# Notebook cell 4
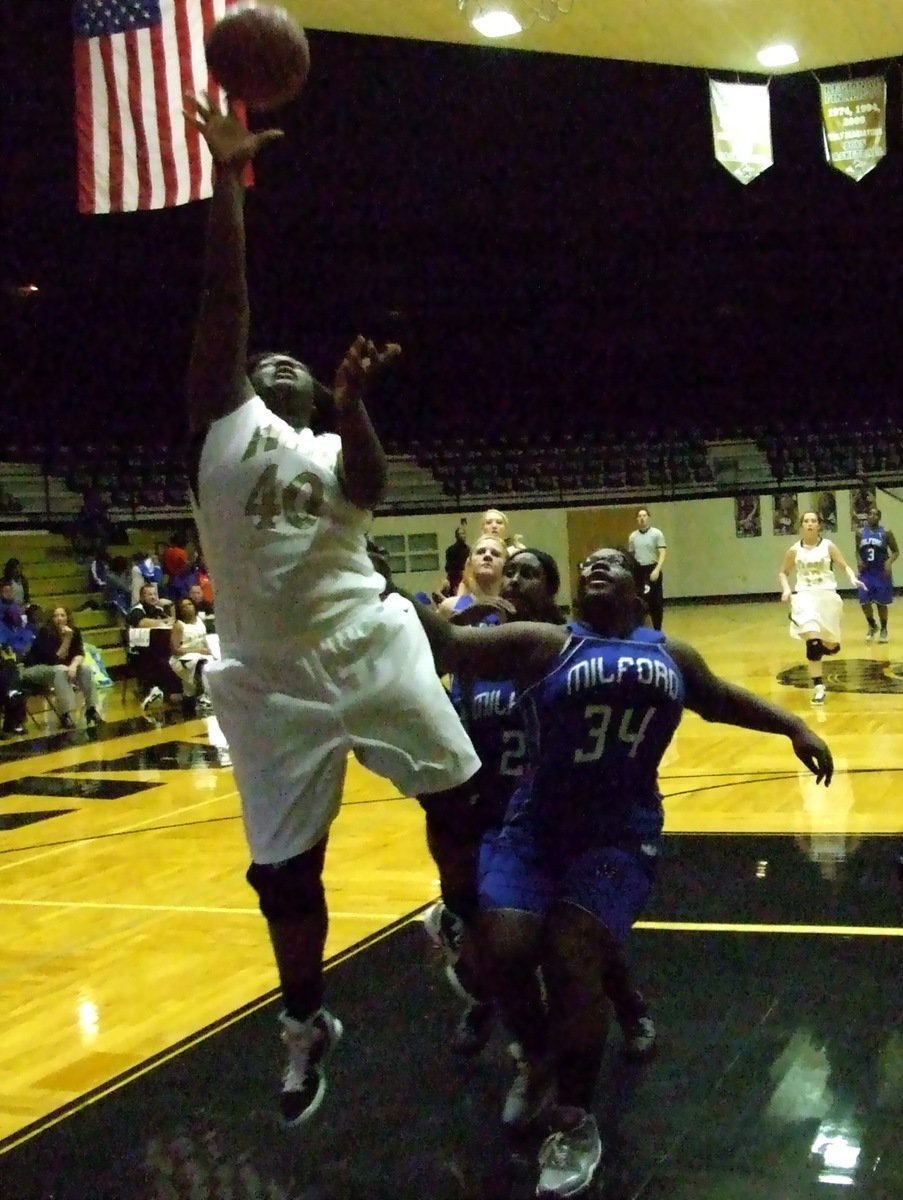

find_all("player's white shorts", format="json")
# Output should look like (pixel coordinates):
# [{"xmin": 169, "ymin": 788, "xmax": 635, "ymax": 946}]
[
  {"xmin": 205, "ymin": 594, "xmax": 480, "ymax": 864},
  {"xmin": 790, "ymin": 589, "xmax": 843, "ymax": 643}
]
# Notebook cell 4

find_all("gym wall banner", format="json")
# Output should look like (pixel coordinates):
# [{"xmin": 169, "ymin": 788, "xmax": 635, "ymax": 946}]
[
  {"xmin": 820, "ymin": 76, "xmax": 887, "ymax": 182},
  {"xmin": 709, "ymin": 79, "xmax": 773, "ymax": 185}
]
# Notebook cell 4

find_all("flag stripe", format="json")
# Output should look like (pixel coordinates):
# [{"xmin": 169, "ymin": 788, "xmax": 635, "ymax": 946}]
[
  {"xmin": 125, "ymin": 30, "xmax": 152, "ymax": 210},
  {"xmin": 138, "ymin": 26, "xmax": 166, "ymax": 209},
  {"xmin": 89, "ymin": 39, "xmax": 111, "ymax": 212},
  {"xmin": 98, "ymin": 34, "xmax": 123, "ymax": 212},
  {"xmin": 73, "ymin": 0, "xmax": 249, "ymax": 214},
  {"xmin": 73, "ymin": 36, "xmax": 96, "ymax": 214}
]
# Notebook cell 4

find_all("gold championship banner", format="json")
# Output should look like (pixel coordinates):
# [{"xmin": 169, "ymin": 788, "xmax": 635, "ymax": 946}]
[
  {"xmin": 820, "ymin": 77, "xmax": 887, "ymax": 181},
  {"xmin": 709, "ymin": 80, "xmax": 773, "ymax": 184}
]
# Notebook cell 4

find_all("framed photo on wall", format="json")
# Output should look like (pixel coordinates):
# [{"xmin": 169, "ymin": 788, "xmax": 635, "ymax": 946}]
[
  {"xmin": 814, "ymin": 490, "xmax": 837, "ymax": 532},
  {"xmin": 772, "ymin": 492, "xmax": 798, "ymax": 536},
  {"xmin": 734, "ymin": 495, "xmax": 761, "ymax": 537},
  {"xmin": 850, "ymin": 484, "xmax": 876, "ymax": 530}
]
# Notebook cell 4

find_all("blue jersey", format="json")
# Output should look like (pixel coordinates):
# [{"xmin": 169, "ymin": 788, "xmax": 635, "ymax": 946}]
[
  {"xmin": 503, "ymin": 622, "xmax": 684, "ymax": 854},
  {"xmin": 858, "ymin": 525, "xmax": 889, "ymax": 576},
  {"xmin": 450, "ymin": 674, "xmax": 525, "ymax": 821}
]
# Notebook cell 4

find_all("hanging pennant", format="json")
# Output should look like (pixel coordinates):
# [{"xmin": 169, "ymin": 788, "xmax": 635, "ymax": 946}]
[
  {"xmin": 709, "ymin": 79, "xmax": 773, "ymax": 185},
  {"xmin": 820, "ymin": 77, "xmax": 886, "ymax": 181}
]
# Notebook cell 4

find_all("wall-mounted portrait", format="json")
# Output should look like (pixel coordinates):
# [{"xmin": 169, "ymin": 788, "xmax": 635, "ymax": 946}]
[
  {"xmin": 735, "ymin": 495, "xmax": 761, "ymax": 538},
  {"xmin": 772, "ymin": 492, "xmax": 798, "ymax": 536}
]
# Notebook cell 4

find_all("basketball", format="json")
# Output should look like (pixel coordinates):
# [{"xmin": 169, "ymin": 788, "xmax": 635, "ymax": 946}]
[{"xmin": 205, "ymin": 3, "xmax": 310, "ymax": 111}]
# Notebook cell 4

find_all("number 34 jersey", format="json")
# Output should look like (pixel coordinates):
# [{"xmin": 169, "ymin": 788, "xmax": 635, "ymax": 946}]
[
  {"xmin": 507, "ymin": 623, "xmax": 685, "ymax": 851},
  {"xmin": 194, "ymin": 395, "xmax": 383, "ymax": 657}
]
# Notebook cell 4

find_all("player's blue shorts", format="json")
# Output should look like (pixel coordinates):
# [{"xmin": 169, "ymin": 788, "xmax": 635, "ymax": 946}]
[
  {"xmin": 859, "ymin": 571, "xmax": 894, "ymax": 606},
  {"xmin": 478, "ymin": 826, "xmax": 657, "ymax": 944}
]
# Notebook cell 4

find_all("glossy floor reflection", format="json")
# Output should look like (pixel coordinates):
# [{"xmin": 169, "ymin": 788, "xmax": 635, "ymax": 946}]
[{"xmin": 0, "ymin": 922, "xmax": 899, "ymax": 1200}]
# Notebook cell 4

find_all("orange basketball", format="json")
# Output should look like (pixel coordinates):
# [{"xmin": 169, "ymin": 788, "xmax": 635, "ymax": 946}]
[{"xmin": 205, "ymin": 3, "xmax": 310, "ymax": 111}]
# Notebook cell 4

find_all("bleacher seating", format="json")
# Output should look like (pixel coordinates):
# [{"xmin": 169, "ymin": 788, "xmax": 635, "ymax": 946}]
[{"xmin": 1, "ymin": 416, "xmax": 901, "ymax": 524}]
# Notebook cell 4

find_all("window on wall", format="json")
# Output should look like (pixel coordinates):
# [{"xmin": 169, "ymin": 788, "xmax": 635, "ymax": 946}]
[{"xmin": 377, "ymin": 532, "xmax": 439, "ymax": 575}]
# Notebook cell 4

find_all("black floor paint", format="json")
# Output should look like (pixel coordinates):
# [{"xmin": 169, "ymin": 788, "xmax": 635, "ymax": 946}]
[{"xmin": 1, "ymin": 908, "xmax": 900, "ymax": 1200}]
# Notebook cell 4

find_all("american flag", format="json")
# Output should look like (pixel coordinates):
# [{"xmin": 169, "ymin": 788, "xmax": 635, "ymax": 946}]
[{"xmin": 73, "ymin": 0, "xmax": 247, "ymax": 213}]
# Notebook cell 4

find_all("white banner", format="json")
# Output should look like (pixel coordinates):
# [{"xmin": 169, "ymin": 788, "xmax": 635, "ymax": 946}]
[
  {"xmin": 709, "ymin": 80, "xmax": 773, "ymax": 185},
  {"xmin": 820, "ymin": 77, "xmax": 886, "ymax": 181}
]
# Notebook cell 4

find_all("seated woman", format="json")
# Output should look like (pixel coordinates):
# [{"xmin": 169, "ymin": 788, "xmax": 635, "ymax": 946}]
[
  {"xmin": 21, "ymin": 605, "xmax": 102, "ymax": 729},
  {"xmin": 169, "ymin": 597, "xmax": 216, "ymax": 715}
]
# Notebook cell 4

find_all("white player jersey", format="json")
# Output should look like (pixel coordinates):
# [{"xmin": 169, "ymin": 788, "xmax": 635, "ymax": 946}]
[
  {"xmin": 193, "ymin": 395, "xmax": 383, "ymax": 656},
  {"xmin": 793, "ymin": 539, "xmax": 837, "ymax": 591}
]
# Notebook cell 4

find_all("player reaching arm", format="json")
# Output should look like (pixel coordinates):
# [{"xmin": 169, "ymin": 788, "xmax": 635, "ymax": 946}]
[
  {"xmin": 413, "ymin": 553, "xmax": 832, "ymax": 784},
  {"xmin": 183, "ymin": 95, "xmax": 283, "ymax": 436}
]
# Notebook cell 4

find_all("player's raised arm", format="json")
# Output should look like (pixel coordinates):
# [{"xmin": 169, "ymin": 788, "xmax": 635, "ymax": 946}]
[
  {"xmin": 667, "ymin": 636, "xmax": 833, "ymax": 785},
  {"xmin": 184, "ymin": 96, "xmax": 283, "ymax": 435},
  {"xmin": 331, "ymin": 337, "xmax": 400, "ymax": 510}
]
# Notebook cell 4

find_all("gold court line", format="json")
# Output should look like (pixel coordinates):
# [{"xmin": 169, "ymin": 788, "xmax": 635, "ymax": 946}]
[{"xmin": 636, "ymin": 920, "xmax": 903, "ymax": 936}]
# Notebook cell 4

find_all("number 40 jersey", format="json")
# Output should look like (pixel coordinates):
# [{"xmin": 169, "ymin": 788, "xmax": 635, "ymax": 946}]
[
  {"xmin": 508, "ymin": 622, "xmax": 685, "ymax": 852},
  {"xmin": 194, "ymin": 395, "xmax": 384, "ymax": 658}
]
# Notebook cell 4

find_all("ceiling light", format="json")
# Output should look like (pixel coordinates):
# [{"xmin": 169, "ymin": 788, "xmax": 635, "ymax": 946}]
[
  {"xmin": 471, "ymin": 7, "xmax": 523, "ymax": 37},
  {"xmin": 757, "ymin": 43, "xmax": 799, "ymax": 69},
  {"xmin": 459, "ymin": 0, "xmax": 575, "ymax": 39}
]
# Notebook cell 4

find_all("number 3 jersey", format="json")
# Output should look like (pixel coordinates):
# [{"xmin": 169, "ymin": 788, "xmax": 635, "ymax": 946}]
[
  {"xmin": 193, "ymin": 395, "xmax": 383, "ymax": 658},
  {"xmin": 503, "ymin": 622, "xmax": 684, "ymax": 853}
]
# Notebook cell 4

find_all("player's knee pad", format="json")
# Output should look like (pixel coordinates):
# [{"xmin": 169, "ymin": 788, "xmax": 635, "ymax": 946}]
[
  {"xmin": 246, "ymin": 851, "xmax": 326, "ymax": 922},
  {"xmin": 806, "ymin": 638, "xmax": 825, "ymax": 662}
]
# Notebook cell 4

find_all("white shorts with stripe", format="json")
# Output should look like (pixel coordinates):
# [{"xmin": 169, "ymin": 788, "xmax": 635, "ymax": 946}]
[{"xmin": 205, "ymin": 594, "xmax": 479, "ymax": 864}]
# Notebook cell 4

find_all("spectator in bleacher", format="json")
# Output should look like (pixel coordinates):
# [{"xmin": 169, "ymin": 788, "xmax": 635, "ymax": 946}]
[
  {"xmin": 0, "ymin": 582, "xmax": 34, "ymax": 659},
  {"xmin": 169, "ymin": 597, "xmax": 216, "ymax": 716},
  {"xmin": 81, "ymin": 551, "xmax": 131, "ymax": 624},
  {"xmin": 2, "ymin": 559, "xmax": 29, "ymax": 606},
  {"xmin": 186, "ymin": 581, "xmax": 213, "ymax": 615},
  {"xmin": 186, "ymin": 582, "xmax": 215, "ymax": 633},
  {"xmin": 442, "ymin": 525, "xmax": 470, "ymax": 598},
  {"xmin": 160, "ymin": 533, "xmax": 188, "ymax": 596},
  {"xmin": 128, "ymin": 582, "xmax": 179, "ymax": 709},
  {"xmin": 130, "ymin": 550, "xmax": 164, "ymax": 607},
  {"xmin": 21, "ymin": 605, "xmax": 102, "ymax": 728},
  {"xmin": 128, "ymin": 582, "xmax": 172, "ymax": 631},
  {"xmin": 0, "ymin": 638, "xmax": 26, "ymax": 735}
]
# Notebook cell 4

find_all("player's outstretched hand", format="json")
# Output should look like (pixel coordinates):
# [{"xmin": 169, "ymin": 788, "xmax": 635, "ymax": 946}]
[
  {"xmin": 183, "ymin": 93, "xmax": 283, "ymax": 167},
  {"xmin": 792, "ymin": 728, "xmax": 833, "ymax": 785},
  {"xmin": 333, "ymin": 336, "xmax": 401, "ymax": 410}
]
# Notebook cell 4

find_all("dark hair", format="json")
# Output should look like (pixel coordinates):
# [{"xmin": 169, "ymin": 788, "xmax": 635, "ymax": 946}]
[
  {"xmin": 507, "ymin": 547, "xmax": 561, "ymax": 597},
  {"xmin": 2, "ymin": 558, "xmax": 21, "ymax": 579}
]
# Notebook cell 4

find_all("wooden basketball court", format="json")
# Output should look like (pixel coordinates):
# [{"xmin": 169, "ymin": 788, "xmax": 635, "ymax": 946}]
[{"xmin": 0, "ymin": 600, "xmax": 900, "ymax": 1194}]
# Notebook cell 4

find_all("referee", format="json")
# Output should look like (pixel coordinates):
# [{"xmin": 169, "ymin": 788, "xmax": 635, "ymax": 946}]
[{"xmin": 628, "ymin": 507, "xmax": 667, "ymax": 630}]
